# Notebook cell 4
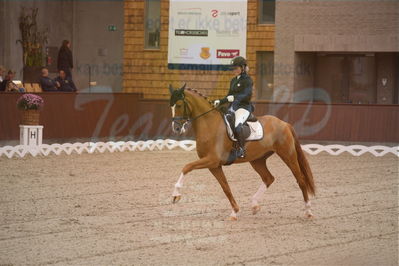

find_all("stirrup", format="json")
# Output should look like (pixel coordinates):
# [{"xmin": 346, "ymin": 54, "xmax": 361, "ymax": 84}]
[{"xmin": 236, "ymin": 147, "xmax": 245, "ymax": 158}]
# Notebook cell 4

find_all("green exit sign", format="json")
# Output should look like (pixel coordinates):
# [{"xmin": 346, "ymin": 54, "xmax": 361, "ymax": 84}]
[{"xmin": 108, "ymin": 25, "xmax": 117, "ymax": 31}]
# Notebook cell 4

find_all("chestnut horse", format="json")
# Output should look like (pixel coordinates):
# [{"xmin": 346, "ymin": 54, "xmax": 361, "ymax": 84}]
[{"xmin": 169, "ymin": 84, "xmax": 315, "ymax": 220}]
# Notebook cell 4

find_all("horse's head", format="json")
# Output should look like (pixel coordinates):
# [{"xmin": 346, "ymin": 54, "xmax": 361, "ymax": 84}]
[{"xmin": 169, "ymin": 83, "xmax": 191, "ymax": 134}]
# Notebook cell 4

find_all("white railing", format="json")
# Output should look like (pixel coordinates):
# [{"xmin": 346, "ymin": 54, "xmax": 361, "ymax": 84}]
[
  {"xmin": 0, "ymin": 139, "xmax": 397, "ymax": 159},
  {"xmin": 301, "ymin": 144, "xmax": 398, "ymax": 157}
]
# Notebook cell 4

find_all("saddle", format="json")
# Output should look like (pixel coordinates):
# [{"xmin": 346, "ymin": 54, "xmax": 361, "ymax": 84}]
[{"xmin": 223, "ymin": 113, "xmax": 264, "ymax": 142}]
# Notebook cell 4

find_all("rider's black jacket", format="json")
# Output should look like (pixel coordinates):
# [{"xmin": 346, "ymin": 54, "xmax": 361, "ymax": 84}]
[{"xmin": 220, "ymin": 72, "xmax": 254, "ymax": 112}]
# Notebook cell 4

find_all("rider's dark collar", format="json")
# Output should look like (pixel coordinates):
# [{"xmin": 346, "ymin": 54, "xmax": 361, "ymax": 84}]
[{"xmin": 237, "ymin": 71, "xmax": 248, "ymax": 80}]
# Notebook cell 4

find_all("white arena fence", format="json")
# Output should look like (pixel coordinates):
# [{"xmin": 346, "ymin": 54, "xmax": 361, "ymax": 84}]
[{"xmin": 0, "ymin": 139, "xmax": 398, "ymax": 159}]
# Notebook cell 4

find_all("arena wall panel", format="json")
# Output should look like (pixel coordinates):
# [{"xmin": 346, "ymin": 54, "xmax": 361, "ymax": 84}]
[{"xmin": 0, "ymin": 92, "xmax": 398, "ymax": 143}]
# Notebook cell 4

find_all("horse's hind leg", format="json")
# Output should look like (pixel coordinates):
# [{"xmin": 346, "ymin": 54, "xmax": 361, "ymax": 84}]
[
  {"xmin": 249, "ymin": 155, "xmax": 275, "ymax": 215},
  {"xmin": 276, "ymin": 149, "xmax": 313, "ymax": 218},
  {"xmin": 209, "ymin": 166, "xmax": 240, "ymax": 221}
]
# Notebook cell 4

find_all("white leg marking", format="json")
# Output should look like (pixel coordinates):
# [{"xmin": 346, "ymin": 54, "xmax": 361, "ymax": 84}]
[
  {"xmin": 172, "ymin": 173, "xmax": 184, "ymax": 197},
  {"xmin": 304, "ymin": 200, "xmax": 313, "ymax": 217},
  {"xmin": 230, "ymin": 209, "xmax": 237, "ymax": 219},
  {"xmin": 251, "ymin": 183, "xmax": 267, "ymax": 207}
]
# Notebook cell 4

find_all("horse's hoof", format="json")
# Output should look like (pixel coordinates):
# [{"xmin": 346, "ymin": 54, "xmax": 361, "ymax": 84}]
[
  {"xmin": 252, "ymin": 205, "xmax": 261, "ymax": 215},
  {"xmin": 226, "ymin": 216, "xmax": 238, "ymax": 221},
  {"xmin": 305, "ymin": 210, "xmax": 314, "ymax": 219},
  {"xmin": 172, "ymin": 195, "xmax": 181, "ymax": 204}
]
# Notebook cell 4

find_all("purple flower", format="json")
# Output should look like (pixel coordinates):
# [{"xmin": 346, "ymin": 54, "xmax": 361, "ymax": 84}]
[{"xmin": 17, "ymin": 93, "xmax": 44, "ymax": 110}]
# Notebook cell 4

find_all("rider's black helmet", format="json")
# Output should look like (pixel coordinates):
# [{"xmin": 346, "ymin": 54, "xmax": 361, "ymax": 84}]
[{"xmin": 231, "ymin": 56, "xmax": 247, "ymax": 68}]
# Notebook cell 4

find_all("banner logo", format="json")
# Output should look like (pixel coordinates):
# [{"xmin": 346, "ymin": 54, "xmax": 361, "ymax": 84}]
[
  {"xmin": 216, "ymin": 49, "xmax": 240, "ymax": 58},
  {"xmin": 200, "ymin": 47, "xmax": 211, "ymax": 59}
]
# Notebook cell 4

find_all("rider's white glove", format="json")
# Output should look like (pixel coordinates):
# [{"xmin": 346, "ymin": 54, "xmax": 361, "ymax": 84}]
[
  {"xmin": 213, "ymin": 100, "xmax": 220, "ymax": 107},
  {"xmin": 227, "ymin": 95, "xmax": 234, "ymax": 102}
]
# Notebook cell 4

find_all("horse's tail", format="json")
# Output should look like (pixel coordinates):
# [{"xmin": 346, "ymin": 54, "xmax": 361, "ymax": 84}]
[{"xmin": 289, "ymin": 125, "xmax": 316, "ymax": 196}]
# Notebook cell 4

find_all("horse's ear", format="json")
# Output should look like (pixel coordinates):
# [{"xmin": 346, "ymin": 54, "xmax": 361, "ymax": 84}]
[
  {"xmin": 180, "ymin": 83, "xmax": 186, "ymax": 91},
  {"xmin": 168, "ymin": 84, "xmax": 174, "ymax": 95}
]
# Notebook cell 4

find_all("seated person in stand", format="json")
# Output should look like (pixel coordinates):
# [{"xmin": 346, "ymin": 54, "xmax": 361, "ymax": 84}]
[
  {"xmin": 0, "ymin": 74, "xmax": 5, "ymax": 91},
  {"xmin": 39, "ymin": 68, "xmax": 58, "ymax": 91},
  {"xmin": 55, "ymin": 70, "xmax": 77, "ymax": 92},
  {"xmin": 0, "ymin": 65, "xmax": 5, "ymax": 83},
  {"xmin": 0, "ymin": 70, "xmax": 24, "ymax": 92}
]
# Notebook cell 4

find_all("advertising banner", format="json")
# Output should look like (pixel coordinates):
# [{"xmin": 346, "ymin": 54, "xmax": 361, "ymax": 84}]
[{"xmin": 168, "ymin": 0, "xmax": 248, "ymax": 70}]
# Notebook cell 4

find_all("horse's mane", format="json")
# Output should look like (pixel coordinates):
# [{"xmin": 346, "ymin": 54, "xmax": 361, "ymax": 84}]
[{"xmin": 185, "ymin": 88, "xmax": 213, "ymax": 106}]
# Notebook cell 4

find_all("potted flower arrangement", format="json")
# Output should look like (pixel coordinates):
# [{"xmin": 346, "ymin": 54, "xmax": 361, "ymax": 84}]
[
  {"xmin": 17, "ymin": 94, "xmax": 44, "ymax": 125},
  {"xmin": 17, "ymin": 8, "xmax": 48, "ymax": 83}
]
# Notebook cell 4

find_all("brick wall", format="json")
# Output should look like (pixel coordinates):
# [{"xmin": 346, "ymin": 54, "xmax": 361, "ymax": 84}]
[{"xmin": 123, "ymin": 0, "xmax": 275, "ymax": 100}]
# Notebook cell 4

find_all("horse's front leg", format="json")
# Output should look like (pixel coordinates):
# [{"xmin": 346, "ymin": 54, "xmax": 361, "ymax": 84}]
[
  {"xmin": 209, "ymin": 166, "xmax": 240, "ymax": 221},
  {"xmin": 172, "ymin": 157, "xmax": 218, "ymax": 203}
]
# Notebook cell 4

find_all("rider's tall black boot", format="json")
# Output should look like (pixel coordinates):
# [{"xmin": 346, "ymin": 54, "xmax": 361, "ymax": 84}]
[{"xmin": 235, "ymin": 123, "xmax": 246, "ymax": 158}]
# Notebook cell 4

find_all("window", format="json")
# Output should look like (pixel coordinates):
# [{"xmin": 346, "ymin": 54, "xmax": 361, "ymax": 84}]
[
  {"xmin": 258, "ymin": 0, "xmax": 275, "ymax": 24},
  {"xmin": 256, "ymin": 52, "xmax": 274, "ymax": 100},
  {"xmin": 145, "ymin": 0, "xmax": 161, "ymax": 49}
]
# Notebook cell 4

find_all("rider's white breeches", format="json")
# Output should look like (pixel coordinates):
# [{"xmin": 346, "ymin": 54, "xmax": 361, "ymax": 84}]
[{"xmin": 234, "ymin": 108, "xmax": 250, "ymax": 127}]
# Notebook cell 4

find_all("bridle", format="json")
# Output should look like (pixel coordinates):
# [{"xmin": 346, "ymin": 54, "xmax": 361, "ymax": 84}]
[{"xmin": 171, "ymin": 91, "xmax": 218, "ymax": 129}]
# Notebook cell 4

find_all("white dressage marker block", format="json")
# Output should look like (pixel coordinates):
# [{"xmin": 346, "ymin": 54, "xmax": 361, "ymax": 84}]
[{"xmin": 20, "ymin": 125, "xmax": 43, "ymax": 146}]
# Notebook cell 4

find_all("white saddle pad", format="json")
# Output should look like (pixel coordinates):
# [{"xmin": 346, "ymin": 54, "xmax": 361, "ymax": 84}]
[{"xmin": 224, "ymin": 116, "xmax": 264, "ymax": 141}]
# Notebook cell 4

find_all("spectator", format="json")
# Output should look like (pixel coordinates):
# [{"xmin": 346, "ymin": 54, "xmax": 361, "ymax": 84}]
[
  {"xmin": 0, "ymin": 70, "xmax": 24, "ymax": 92},
  {"xmin": 57, "ymin": 40, "xmax": 73, "ymax": 78},
  {"xmin": 0, "ymin": 65, "xmax": 5, "ymax": 82},
  {"xmin": 55, "ymin": 70, "xmax": 77, "ymax": 92},
  {"xmin": 39, "ymin": 68, "xmax": 58, "ymax": 91}
]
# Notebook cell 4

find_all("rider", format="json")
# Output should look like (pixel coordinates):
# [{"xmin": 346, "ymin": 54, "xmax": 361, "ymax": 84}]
[{"xmin": 214, "ymin": 56, "xmax": 254, "ymax": 158}]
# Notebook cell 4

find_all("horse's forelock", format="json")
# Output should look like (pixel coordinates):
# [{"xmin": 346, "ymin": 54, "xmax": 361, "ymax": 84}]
[{"xmin": 170, "ymin": 89, "xmax": 185, "ymax": 106}]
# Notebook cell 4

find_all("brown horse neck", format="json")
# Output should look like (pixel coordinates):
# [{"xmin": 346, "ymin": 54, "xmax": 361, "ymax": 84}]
[{"xmin": 185, "ymin": 91, "xmax": 224, "ymax": 139}]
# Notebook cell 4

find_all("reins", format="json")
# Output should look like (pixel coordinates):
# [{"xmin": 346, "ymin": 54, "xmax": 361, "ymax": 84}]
[{"xmin": 189, "ymin": 106, "xmax": 218, "ymax": 122}]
